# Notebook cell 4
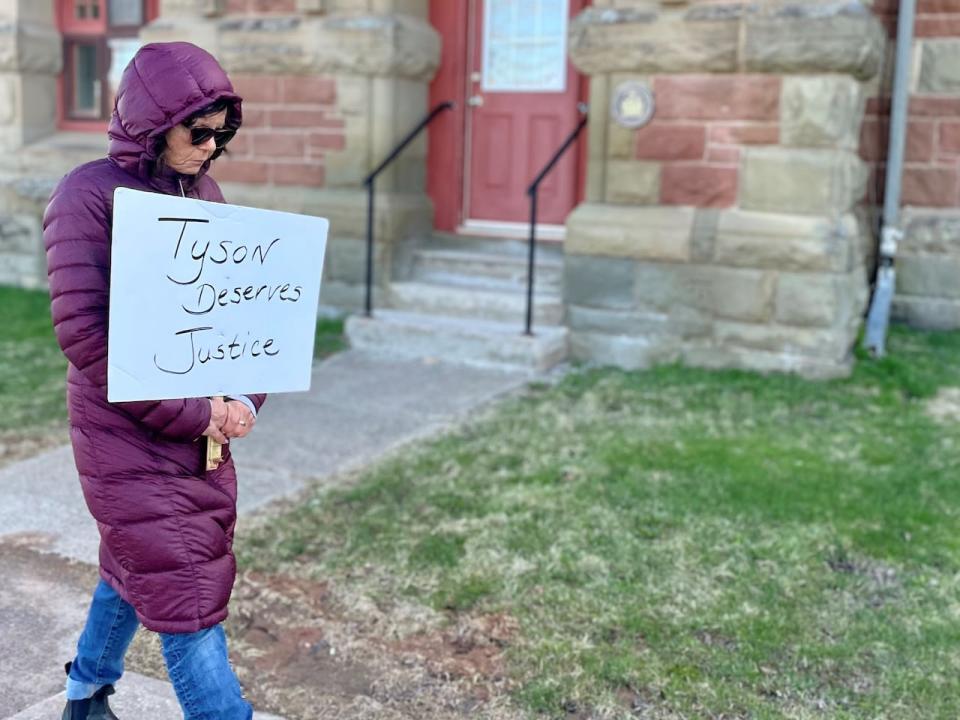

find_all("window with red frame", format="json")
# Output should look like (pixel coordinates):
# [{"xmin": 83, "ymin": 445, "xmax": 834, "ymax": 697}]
[{"xmin": 58, "ymin": 0, "xmax": 159, "ymax": 128}]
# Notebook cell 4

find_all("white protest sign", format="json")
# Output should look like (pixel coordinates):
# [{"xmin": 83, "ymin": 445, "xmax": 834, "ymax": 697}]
[{"xmin": 107, "ymin": 188, "xmax": 328, "ymax": 402}]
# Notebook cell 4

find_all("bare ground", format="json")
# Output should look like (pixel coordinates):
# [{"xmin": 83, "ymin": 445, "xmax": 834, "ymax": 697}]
[
  {"xmin": 0, "ymin": 427, "xmax": 68, "ymax": 470},
  {"xmin": 126, "ymin": 570, "xmax": 525, "ymax": 720},
  {"xmin": 924, "ymin": 386, "xmax": 960, "ymax": 424}
]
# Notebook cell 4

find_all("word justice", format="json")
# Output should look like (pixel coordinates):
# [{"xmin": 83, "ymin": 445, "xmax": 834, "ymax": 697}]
[
  {"xmin": 153, "ymin": 326, "xmax": 278, "ymax": 376},
  {"xmin": 160, "ymin": 216, "xmax": 282, "ymax": 286}
]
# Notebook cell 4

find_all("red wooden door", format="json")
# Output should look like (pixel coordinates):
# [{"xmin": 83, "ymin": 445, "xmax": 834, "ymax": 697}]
[{"xmin": 464, "ymin": 0, "xmax": 584, "ymax": 227}]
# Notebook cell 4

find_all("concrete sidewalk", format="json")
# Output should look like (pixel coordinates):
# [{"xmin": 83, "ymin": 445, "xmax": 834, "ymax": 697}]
[{"xmin": 0, "ymin": 350, "xmax": 528, "ymax": 719}]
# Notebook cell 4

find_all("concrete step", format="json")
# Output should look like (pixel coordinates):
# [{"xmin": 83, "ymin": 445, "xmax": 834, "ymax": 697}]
[
  {"xmin": 346, "ymin": 310, "xmax": 569, "ymax": 373},
  {"xmin": 387, "ymin": 281, "xmax": 565, "ymax": 326},
  {"xmin": 429, "ymin": 232, "xmax": 565, "ymax": 261},
  {"xmin": 411, "ymin": 248, "xmax": 563, "ymax": 293}
]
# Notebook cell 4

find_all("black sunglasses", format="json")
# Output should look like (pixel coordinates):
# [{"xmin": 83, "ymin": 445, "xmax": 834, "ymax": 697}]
[{"xmin": 188, "ymin": 126, "xmax": 236, "ymax": 147}]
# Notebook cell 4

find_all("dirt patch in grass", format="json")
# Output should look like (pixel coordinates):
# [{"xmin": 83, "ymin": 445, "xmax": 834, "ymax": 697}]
[
  {"xmin": 924, "ymin": 386, "xmax": 960, "ymax": 424},
  {"xmin": 126, "ymin": 570, "xmax": 524, "ymax": 720},
  {"xmin": 0, "ymin": 428, "xmax": 68, "ymax": 470},
  {"xmin": 388, "ymin": 611, "xmax": 519, "ymax": 699}
]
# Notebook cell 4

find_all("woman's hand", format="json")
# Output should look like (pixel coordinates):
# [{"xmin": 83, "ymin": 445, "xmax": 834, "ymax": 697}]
[
  {"xmin": 221, "ymin": 400, "xmax": 255, "ymax": 439},
  {"xmin": 202, "ymin": 397, "xmax": 229, "ymax": 444}
]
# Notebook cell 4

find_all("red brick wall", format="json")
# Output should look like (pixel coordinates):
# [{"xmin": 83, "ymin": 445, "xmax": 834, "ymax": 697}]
[
  {"xmin": 212, "ymin": 74, "xmax": 344, "ymax": 188},
  {"xmin": 862, "ymin": 0, "xmax": 960, "ymax": 208},
  {"xmin": 871, "ymin": 0, "xmax": 960, "ymax": 34},
  {"xmin": 914, "ymin": 0, "xmax": 960, "ymax": 37},
  {"xmin": 640, "ymin": 74, "xmax": 782, "ymax": 208}
]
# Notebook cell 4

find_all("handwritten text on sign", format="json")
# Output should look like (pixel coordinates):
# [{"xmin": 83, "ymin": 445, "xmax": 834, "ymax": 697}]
[{"xmin": 108, "ymin": 188, "xmax": 328, "ymax": 402}]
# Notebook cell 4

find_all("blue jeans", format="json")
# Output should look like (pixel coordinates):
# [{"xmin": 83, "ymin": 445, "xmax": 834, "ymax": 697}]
[{"xmin": 66, "ymin": 579, "xmax": 252, "ymax": 720}]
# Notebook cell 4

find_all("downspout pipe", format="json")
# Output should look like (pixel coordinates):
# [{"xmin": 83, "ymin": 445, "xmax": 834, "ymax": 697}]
[{"xmin": 864, "ymin": 0, "xmax": 917, "ymax": 357}]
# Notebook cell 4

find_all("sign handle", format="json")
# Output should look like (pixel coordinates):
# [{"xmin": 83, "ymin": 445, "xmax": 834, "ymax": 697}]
[{"xmin": 206, "ymin": 395, "xmax": 224, "ymax": 471}]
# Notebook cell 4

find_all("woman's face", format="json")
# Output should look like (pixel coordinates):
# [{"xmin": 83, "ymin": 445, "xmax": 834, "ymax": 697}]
[{"xmin": 161, "ymin": 109, "xmax": 229, "ymax": 175}]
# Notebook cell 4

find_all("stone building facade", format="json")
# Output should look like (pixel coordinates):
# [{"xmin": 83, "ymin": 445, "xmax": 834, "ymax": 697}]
[{"xmin": 0, "ymin": 0, "xmax": 958, "ymax": 377}]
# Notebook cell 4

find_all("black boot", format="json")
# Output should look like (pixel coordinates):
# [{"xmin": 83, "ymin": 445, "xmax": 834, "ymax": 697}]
[{"xmin": 62, "ymin": 662, "xmax": 120, "ymax": 720}]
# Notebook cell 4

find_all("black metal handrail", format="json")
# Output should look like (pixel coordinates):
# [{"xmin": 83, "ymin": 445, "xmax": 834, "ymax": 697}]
[
  {"xmin": 524, "ymin": 105, "xmax": 588, "ymax": 336},
  {"xmin": 363, "ymin": 101, "xmax": 454, "ymax": 317}
]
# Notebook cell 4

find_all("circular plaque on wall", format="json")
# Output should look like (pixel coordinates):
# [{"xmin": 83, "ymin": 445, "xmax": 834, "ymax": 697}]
[{"xmin": 610, "ymin": 81, "xmax": 655, "ymax": 129}]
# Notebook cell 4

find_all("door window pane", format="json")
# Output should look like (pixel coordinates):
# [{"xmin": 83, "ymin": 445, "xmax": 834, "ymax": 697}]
[
  {"xmin": 73, "ymin": 43, "xmax": 101, "ymax": 116},
  {"xmin": 110, "ymin": 0, "xmax": 143, "ymax": 27},
  {"xmin": 482, "ymin": 0, "xmax": 568, "ymax": 93}
]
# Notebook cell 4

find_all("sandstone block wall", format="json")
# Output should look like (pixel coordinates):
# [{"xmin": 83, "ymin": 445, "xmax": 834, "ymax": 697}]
[
  {"xmin": 0, "ymin": 214, "xmax": 42, "ymax": 288},
  {"xmin": 0, "ymin": 0, "xmax": 61, "ymax": 153},
  {"xmin": 565, "ymin": 205, "xmax": 869, "ymax": 378},
  {"xmin": 893, "ymin": 209, "xmax": 960, "ymax": 328},
  {"xmin": 0, "ymin": 0, "xmax": 61, "ymax": 290},
  {"xmin": 569, "ymin": 0, "xmax": 883, "ymax": 378}
]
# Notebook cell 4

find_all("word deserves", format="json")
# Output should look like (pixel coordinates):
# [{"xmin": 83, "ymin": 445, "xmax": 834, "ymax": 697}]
[{"xmin": 183, "ymin": 281, "xmax": 302, "ymax": 315}]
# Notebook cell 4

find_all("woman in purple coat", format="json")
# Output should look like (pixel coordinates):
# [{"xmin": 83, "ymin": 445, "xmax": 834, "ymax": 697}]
[{"xmin": 44, "ymin": 42, "xmax": 264, "ymax": 720}]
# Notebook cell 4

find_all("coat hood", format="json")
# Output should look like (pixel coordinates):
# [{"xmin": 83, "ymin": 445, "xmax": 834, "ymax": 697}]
[{"xmin": 108, "ymin": 42, "xmax": 242, "ymax": 190}]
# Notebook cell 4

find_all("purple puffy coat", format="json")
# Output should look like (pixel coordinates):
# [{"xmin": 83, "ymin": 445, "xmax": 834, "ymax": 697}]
[{"xmin": 43, "ymin": 42, "xmax": 265, "ymax": 634}]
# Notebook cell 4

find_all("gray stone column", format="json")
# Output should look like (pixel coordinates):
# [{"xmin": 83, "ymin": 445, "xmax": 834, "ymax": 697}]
[
  {"xmin": 564, "ymin": 0, "xmax": 885, "ymax": 378},
  {"xmin": 0, "ymin": 0, "xmax": 61, "ymax": 152}
]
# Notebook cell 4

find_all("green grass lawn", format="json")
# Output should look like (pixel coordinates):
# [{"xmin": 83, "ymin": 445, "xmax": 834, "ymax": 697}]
[
  {"xmin": 2, "ymin": 285, "xmax": 345, "ymax": 432},
  {"xmin": 313, "ymin": 316, "xmax": 347, "ymax": 358},
  {"xmin": 0, "ymin": 286, "xmax": 67, "ymax": 432},
  {"xmin": 239, "ymin": 328, "xmax": 960, "ymax": 719}
]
